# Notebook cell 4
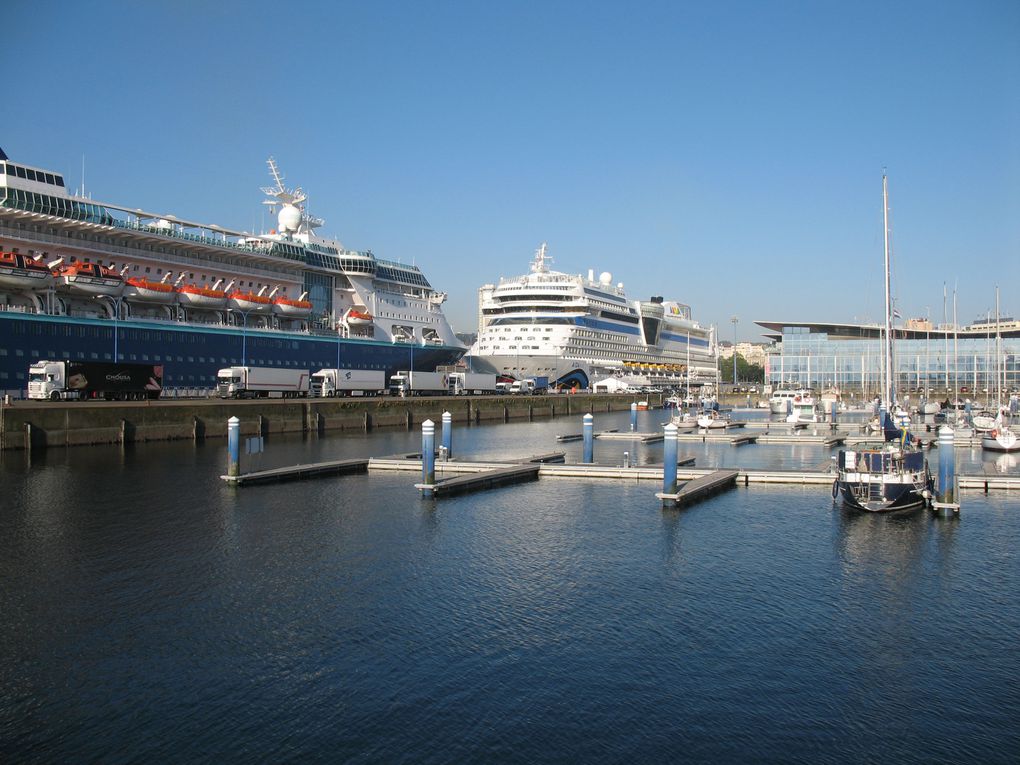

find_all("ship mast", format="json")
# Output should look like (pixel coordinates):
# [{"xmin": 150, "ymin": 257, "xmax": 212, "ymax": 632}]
[{"xmin": 883, "ymin": 173, "xmax": 894, "ymax": 408}]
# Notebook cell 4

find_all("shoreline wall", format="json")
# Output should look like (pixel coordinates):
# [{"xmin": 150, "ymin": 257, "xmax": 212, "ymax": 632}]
[{"xmin": 0, "ymin": 393, "xmax": 660, "ymax": 451}]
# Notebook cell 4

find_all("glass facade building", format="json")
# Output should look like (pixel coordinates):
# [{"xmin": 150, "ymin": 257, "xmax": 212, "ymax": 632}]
[{"xmin": 757, "ymin": 321, "xmax": 1020, "ymax": 397}]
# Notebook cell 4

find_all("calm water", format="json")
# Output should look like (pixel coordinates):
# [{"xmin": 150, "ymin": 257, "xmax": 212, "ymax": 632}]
[{"xmin": 2, "ymin": 410, "xmax": 1018, "ymax": 763}]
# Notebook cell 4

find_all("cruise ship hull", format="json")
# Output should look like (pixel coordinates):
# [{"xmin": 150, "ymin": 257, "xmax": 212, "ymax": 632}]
[{"xmin": 0, "ymin": 312, "xmax": 462, "ymax": 393}]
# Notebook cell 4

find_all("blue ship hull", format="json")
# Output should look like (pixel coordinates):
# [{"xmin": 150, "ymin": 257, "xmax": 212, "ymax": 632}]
[{"xmin": 0, "ymin": 312, "xmax": 464, "ymax": 393}]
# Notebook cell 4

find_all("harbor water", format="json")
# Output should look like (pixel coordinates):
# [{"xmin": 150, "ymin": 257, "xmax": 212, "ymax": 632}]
[{"xmin": 2, "ymin": 410, "xmax": 1018, "ymax": 763}]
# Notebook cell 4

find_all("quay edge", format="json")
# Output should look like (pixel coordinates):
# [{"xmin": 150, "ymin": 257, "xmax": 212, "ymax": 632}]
[{"xmin": 0, "ymin": 393, "xmax": 659, "ymax": 451}]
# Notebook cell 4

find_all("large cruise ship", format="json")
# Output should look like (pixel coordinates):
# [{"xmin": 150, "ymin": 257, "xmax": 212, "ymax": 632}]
[
  {"xmin": 465, "ymin": 244, "xmax": 718, "ymax": 389},
  {"xmin": 0, "ymin": 147, "xmax": 465, "ymax": 393}
]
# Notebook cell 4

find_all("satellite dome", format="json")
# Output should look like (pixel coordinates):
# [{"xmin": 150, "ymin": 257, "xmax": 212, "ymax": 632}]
[
  {"xmin": 278, "ymin": 204, "xmax": 301, "ymax": 233},
  {"xmin": 599, "ymin": 272, "xmax": 612, "ymax": 285}
]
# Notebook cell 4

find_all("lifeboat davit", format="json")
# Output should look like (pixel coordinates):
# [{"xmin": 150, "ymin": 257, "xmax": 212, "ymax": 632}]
[
  {"xmin": 0, "ymin": 252, "xmax": 54, "ymax": 291},
  {"xmin": 54, "ymin": 262, "xmax": 124, "ymax": 297},
  {"xmin": 227, "ymin": 290, "xmax": 273, "ymax": 313},
  {"xmin": 123, "ymin": 277, "xmax": 177, "ymax": 303},
  {"xmin": 345, "ymin": 309, "xmax": 374, "ymax": 327},
  {"xmin": 272, "ymin": 296, "xmax": 313, "ymax": 317}
]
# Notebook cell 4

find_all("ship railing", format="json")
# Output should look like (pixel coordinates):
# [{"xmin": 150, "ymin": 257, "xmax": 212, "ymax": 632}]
[
  {"xmin": 0, "ymin": 304, "xmax": 31, "ymax": 314},
  {"xmin": 0, "ymin": 222, "xmax": 296, "ymax": 282}
]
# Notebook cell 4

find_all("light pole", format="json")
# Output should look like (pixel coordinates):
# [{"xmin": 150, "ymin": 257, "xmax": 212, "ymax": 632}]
[
  {"xmin": 96, "ymin": 295, "xmax": 123, "ymax": 362},
  {"xmin": 730, "ymin": 315, "xmax": 738, "ymax": 386}
]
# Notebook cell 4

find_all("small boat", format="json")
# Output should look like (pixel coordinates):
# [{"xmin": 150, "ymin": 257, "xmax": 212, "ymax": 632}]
[
  {"xmin": 272, "ymin": 291, "xmax": 312, "ymax": 317},
  {"xmin": 770, "ymin": 388, "xmax": 815, "ymax": 414},
  {"xmin": 982, "ymin": 422, "xmax": 1019, "ymax": 452},
  {"xmin": 696, "ymin": 410, "xmax": 729, "ymax": 429},
  {"xmin": 636, "ymin": 400, "xmax": 649, "ymax": 411},
  {"xmin": 971, "ymin": 413, "xmax": 997, "ymax": 432},
  {"xmin": 345, "ymin": 308, "xmax": 374, "ymax": 326},
  {"xmin": 227, "ymin": 289, "xmax": 273, "ymax": 313},
  {"xmin": 787, "ymin": 395, "xmax": 820, "ymax": 423},
  {"xmin": 123, "ymin": 275, "xmax": 177, "ymax": 303},
  {"xmin": 0, "ymin": 251, "xmax": 54, "ymax": 290},
  {"xmin": 54, "ymin": 262, "xmax": 124, "ymax": 297},
  {"xmin": 177, "ymin": 278, "xmax": 231, "ymax": 310}
]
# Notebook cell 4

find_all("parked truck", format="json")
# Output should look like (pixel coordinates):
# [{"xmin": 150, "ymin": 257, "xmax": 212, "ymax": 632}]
[
  {"xmin": 448, "ymin": 372, "xmax": 498, "ymax": 395},
  {"xmin": 217, "ymin": 366, "xmax": 310, "ymax": 398},
  {"xmin": 28, "ymin": 360, "xmax": 163, "ymax": 401},
  {"xmin": 388, "ymin": 371, "xmax": 450, "ymax": 397},
  {"xmin": 310, "ymin": 368, "xmax": 387, "ymax": 397},
  {"xmin": 509, "ymin": 376, "xmax": 550, "ymax": 395}
]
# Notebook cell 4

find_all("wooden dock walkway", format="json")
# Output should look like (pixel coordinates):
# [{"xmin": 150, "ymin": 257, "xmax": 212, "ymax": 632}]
[
  {"xmin": 657, "ymin": 469, "xmax": 740, "ymax": 507},
  {"xmin": 222, "ymin": 458, "xmax": 369, "ymax": 486}
]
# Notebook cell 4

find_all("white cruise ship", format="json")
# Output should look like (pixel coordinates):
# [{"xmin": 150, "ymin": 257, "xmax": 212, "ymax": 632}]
[{"xmin": 465, "ymin": 244, "xmax": 718, "ymax": 390}]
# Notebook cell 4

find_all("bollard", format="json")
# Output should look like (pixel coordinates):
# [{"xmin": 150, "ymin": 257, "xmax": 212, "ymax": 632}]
[
  {"xmin": 421, "ymin": 419, "xmax": 435, "ymax": 496},
  {"xmin": 935, "ymin": 425, "xmax": 958, "ymax": 515},
  {"xmin": 441, "ymin": 410, "xmax": 452, "ymax": 458},
  {"xmin": 630, "ymin": 402, "xmax": 637, "ymax": 432},
  {"xmin": 623, "ymin": 451, "xmax": 630, "ymax": 468},
  {"xmin": 661, "ymin": 423, "xmax": 679, "ymax": 505},
  {"xmin": 227, "ymin": 416, "xmax": 240, "ymax": 477},
  {"xmin": 830, "ymin": 401, "xmax": 837, "ymax": 424},
  {"xmin": 582, "ymin": 413, "xmax": 594, "ymax": 464}
]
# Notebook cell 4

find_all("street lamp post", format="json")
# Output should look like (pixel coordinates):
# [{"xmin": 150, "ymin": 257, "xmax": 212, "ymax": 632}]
[{"xmin": 730, "ymin": 315, "xmax": 739, "ymax": 387}]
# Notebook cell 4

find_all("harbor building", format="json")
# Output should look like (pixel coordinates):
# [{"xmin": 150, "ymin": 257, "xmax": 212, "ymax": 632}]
[{"xmin": 756, "ymin": 320, "xmax": 1020, "ymax": 396}]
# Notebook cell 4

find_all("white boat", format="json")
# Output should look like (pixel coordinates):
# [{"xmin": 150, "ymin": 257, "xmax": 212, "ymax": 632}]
[
  {"xmin": 55, "ymin": 262, "xmax": 124, "ymax": 297},
  {"xmin": 833, "ymin": 174, "xmax": 932, "ymax": 512},
  {"xmin": 982, "ymin": 421, "xmax": 1019, "ymax": 452},
  {"xmin": 770, "ymin": 388, "xmax": 815, "ymax": 414},
  {"xmin": 787, "ymin": 395, "xmax": 820, "ymax": 423},
  {"xmin": 981, "ymin": 290, "xmax": 1019, "ymax": 452},
  {"xmin": 466, "ymin": 243, "xmax": 717, "ymax": 390},
  {"xmin": 697, "ymin": 410, "xmax": 729, "ymax": 429},
  {"xmin": 971, "ymin": 413, "xmax": 997, "ymax": 432},
  {"xmin": 122, "ymin": 275, "xmax": 177, "ymax": 304},
  {"xmin": 272, "ymin": 291, "xmax": 313, "ymax": 317},
  {"xmin": 227, "ymin": 289, "xmax": 274, "ymax": 314}
]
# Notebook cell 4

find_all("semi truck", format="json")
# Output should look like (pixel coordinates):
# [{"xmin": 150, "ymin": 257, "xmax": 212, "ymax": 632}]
[
  {"xmin": 448, "ymin": 372, "xmax": 499, "ymax": 395},
  {"xmin": 216, "ymin": 366, "xmax": 310, "ymax": 398},
  {"xmin": 388, "ymin": 371, "xmax": 450, "ymax": 397},
  {"xmin": 28, "ymin": 360, "xmax": 163, "ymax": 401},
  {"xmin": 310, "ymin": 368, "xmax": 387, "ymax": 397},
  {"xmin": 509, "ymin": 376, "xmax": 550, "ymax": 395}
]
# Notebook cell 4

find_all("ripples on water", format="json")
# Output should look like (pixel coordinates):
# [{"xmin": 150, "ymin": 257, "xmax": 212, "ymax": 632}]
[{"xmin": 1, "ymin": 411, "xmax": 1018, "ymax": 763}]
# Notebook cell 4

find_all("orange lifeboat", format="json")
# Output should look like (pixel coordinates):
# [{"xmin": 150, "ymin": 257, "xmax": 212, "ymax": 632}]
[
  {"xmin": 177, "ymin": 284, "xmax": 228, "ymax": 309},
  {"xmin": 123, "ymin": 276, "xmax": 177, "ymax": 303},
  {"xmin": 345, "ymin": 309, "xmax": 374, "ymax": 327},
  {"xmin": 272, "ymin": 295, "xmax": 313, "ymax": 317},
  {"xmin": 227, "ymin": 290, "xmax": 273, "ymax": 313},
  {"xmin": 54, "ymin": 262, "xmax": 124, "ymax": 297},
  {"xmin": 0, "ymin": 251, "xmax": 53, "ymax": 291}
]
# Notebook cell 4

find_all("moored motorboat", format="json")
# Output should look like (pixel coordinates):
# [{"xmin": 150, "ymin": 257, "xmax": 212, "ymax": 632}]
[{"xmin": 696, "ymin": 410, "xmax": 729, "ymax": 429}]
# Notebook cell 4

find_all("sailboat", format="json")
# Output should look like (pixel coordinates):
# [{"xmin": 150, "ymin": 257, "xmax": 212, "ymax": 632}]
[
  {"xmin": 982, "ymin": 287, "xmax": 1019, "ymax": 453},
  {"xmin": 833, "ymin": 174, "xmax": 933, "ymax": 512}
]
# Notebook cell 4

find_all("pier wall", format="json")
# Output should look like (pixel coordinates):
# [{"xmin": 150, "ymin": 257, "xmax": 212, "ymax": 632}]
[{"xmin": 0, "ymin": 393, "xmax": 655, "ymax": 451}]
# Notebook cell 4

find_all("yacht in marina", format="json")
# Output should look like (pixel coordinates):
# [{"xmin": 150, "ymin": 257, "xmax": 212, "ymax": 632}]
[
  {"xmin": 0, "ymin": 147, "xmax": 464, "ymax": 392},
  {"xmin": 465, "ymin": 243, "xmax": 718, "ymax": 390}
]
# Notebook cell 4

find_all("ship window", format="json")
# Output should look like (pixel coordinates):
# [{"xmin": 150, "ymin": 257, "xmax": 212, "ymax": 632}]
[
  {"xmin": 15, "ymin": 166, "xmax": 26, "ymax": 178},
  {"xmin": 0, "ymin": 163, "xmax": 4, "ymax": 174},
  {"xmin": 45, "ymin": 173, "xmax": 54, "ymax": 184},
  {"xmin": 26, "ymin": 169, "xmax": 37, "ymax": 181},
  {"xmin": 55, "ymin": 175, "xmax": 64, "ymax": 186}
]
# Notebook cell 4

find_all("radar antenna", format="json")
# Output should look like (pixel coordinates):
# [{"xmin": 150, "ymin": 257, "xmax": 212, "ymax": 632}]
[
  {"xmin": 260, "ymin": 156, "xmax": 324, "ymax": 232},
  {"xmin": 531, "ymin": 242, "xmax": 552, "ymax": 274}
]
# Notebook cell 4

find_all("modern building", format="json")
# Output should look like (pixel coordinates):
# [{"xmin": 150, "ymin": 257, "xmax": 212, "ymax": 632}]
[{"xmin": 756, "ymin": 320, "xmax": 1020, "ymax": 397}]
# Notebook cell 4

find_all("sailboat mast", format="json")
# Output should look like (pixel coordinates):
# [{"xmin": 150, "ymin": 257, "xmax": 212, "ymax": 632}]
[
  {"xmin": 996, "ymin": 286, "xmax": 1002, "ymax": 406},
  {"xmin": 883, "ymin": 173, "xmax": 894, "ymax": 407}
]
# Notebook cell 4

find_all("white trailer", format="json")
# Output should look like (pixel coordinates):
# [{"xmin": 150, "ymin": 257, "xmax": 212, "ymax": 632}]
[
  {"xmin": 310, "ymin": 369, "xmax": 387, "ymax": 397},
  {"xmin": 217, "ymin": 366, "xmax": 310, "ymax": 398},
  {"xmin": 389, "ymin": 371, "xmax": 450, "ymax": 397},
  {"xmin": 449, "ymin": 372, "xmax": 498, "ymax": 395}
]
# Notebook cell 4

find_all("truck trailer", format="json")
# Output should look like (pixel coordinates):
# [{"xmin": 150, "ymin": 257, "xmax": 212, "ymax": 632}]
[
  {"xmin": 217, "ymin": 366, "xmax": 310, "ymax": 398},
  {"xmin": 310, "ymin": 369, "xmax": 387, "ymax": 397},
  {"xmin": 448, "ymin": 372, "xmax": 498, "ymax": 395},
  {"xmin": 388, "ymin": 371, "xmax": 450, "ymax": 397},
  {"xmin": 28, "ymin": 360, "xmax": 163, "ymax": 401}
]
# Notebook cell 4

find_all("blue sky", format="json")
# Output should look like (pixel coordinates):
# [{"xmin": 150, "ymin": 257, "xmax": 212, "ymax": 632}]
[{"xmin": 7, "ymin": 0, "xmax": 1019, "ymax": 340}]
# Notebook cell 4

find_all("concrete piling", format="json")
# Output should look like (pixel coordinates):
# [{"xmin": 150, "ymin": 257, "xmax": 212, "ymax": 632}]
[
  {"xmin": 227, "ymin": 416, "xmax": 240, "ymax": 478},
  {"xmin": 934, "ymin": 425, "xmax": 959, "ymax": 515},
  {"xmin": 662, "ymin": 423, "xmax": 679, "ymax": 503},
  {"xmin": 441, "ymin": 411, "xmax": 452, "ymax": 458},
  {"xmin": 630, "ymin": 402, "xmax": 637, "ymax": 432},
  {"xmin": 582, "ymin": 413, "xmax": 594, "ymax": 464},
  {"xmin": 421, "ymin": 419, "xmax": 436, "ymax": 497}
]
